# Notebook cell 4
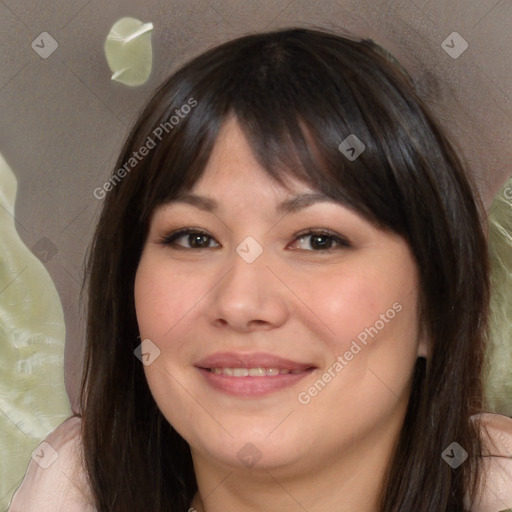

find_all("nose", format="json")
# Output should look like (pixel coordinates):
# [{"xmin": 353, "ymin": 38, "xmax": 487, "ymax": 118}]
[{"xmin": 208, "ymin": 244, "xmax": 290, "ymax": 333}]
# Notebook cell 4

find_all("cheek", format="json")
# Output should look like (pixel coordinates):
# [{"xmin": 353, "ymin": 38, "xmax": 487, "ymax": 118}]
[
  {"xmin": 288, "ymin": 255, "xmax": 419, "ymax": 361},
  {"xmin": 134, "ymin": 257, "xmax": 205, "ymax": 429},
  {"xmin": 296, "ymin": 265, "xmax": 420, "ymax": 437},
  {"xmin": 134, "ymin": 257, "xmax": 203, "ymax": 341}
]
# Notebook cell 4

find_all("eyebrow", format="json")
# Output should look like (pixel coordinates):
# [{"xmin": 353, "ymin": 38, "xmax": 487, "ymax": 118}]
[{"xmin": 168, "ymin": 191, "xmax": 341, "ymax": 215}]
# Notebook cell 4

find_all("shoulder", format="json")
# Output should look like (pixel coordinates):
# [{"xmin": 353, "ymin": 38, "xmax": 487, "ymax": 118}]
[
  {"xmin": 477, "ymin": 413, "xmax": 512, "ymax": 456},
  {"xmin": 8, "ymin": 416, "xmax": 96, "ymax": 512},
  {"xmin": 468, "ymin": 412, "xmax": 512, "ymax": 512}
]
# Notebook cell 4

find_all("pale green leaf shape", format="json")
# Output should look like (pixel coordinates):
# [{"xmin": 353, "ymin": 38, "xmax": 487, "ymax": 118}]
[
  {"xmin": 104, "ymin": 17, "xmax": 154, "ymax": 87},
  {"xmin": 0, "ymin": 153, "xmax": 70, "ymax": 510},
  {"xmin": 484, "ymin": 175, "xmax": 512, "ymax": 417}
]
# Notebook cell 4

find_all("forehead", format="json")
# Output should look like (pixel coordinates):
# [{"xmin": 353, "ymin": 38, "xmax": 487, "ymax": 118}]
[
  {"xmin": 158, "ymin": 117, "xmax": 351, "ymax": 217},
  {"xmin": 188, "ymin": 116, "xmax": 310, "ymax": 196}
]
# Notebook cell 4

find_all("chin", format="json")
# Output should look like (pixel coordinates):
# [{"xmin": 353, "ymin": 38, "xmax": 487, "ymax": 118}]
[{"xmin": 186, "ymin": 420, "xmax": 309, "ymax": 471}]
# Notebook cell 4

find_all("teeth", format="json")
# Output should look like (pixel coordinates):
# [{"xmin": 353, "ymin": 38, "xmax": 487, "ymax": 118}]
[
  {"xmin": 209, "ymin": 367, "xmax": 302, "ymax": 377},
  {"xmin": 248, "ymin": 367, "xmax": 266, "ymax": 377}
]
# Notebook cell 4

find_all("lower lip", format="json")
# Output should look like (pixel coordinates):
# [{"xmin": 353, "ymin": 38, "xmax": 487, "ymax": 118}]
[{"xmin": 197, "ymin": 368, "xmax": 314, "ymax": 397}]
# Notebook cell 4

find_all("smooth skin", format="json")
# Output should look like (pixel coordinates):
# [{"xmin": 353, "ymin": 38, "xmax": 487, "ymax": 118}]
[{"xmin": 134, "ymin": 117, "xmax": 427, "ymax": 512}]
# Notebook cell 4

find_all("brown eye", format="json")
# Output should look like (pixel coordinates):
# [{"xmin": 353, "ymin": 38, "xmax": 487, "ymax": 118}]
[
  {"xmin": 291, "ymin": 229, "xmax": 351, "ymax": 252},
  {"xmin": 161, "ymin": 229, "xmax": 220, "ymax": 250}
]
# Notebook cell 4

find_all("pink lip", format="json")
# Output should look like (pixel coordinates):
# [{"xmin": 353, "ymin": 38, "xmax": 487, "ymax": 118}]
[
  {"xmin": 195, "ymin": 352, "xmax": 314, "ymax": 371},
  {"xmin": 195, "ymin": 352, "xmax": 316, "ymax": 398}
]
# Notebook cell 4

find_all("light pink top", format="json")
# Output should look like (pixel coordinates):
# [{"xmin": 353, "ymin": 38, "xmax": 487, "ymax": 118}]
[
  {"xmin": 7, "ymin": 417, "xmax": 94, "ymax": 512},
  {"xmin": 8, "ymin": 413, "xmax": 512, "ymax": 511}
]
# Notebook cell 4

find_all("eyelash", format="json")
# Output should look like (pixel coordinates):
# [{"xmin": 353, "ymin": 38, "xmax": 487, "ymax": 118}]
[{"xmin": 159, "ymin": 228, "xmax": 351, "ymax": 252}]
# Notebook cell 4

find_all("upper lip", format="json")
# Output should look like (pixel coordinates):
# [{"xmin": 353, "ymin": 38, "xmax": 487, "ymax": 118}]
[{"xmin": 195, "ymin": 352, "xmax": 315, "ymax": 371}]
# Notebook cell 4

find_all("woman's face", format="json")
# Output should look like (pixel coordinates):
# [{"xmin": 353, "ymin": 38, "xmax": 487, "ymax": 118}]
[{"xmin": 134, "ymin": 117, "xmax": 426, "ymax": 478}]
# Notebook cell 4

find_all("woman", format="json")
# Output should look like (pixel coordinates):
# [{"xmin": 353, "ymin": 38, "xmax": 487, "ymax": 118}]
[{"xmin": 9, "ymin": 27, "xmax": 512, "ymax": 512}]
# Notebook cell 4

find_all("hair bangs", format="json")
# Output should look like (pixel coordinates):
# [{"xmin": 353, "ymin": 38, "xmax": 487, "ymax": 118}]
[{"xmin": 135, "ymin": 33, "xmax": 419, "ymax": 239}]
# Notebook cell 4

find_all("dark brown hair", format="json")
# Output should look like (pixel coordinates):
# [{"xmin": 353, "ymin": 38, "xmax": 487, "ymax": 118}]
[{"xmin": 79, "ymin": 27, "xmax": 490, "ymax": 511}]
